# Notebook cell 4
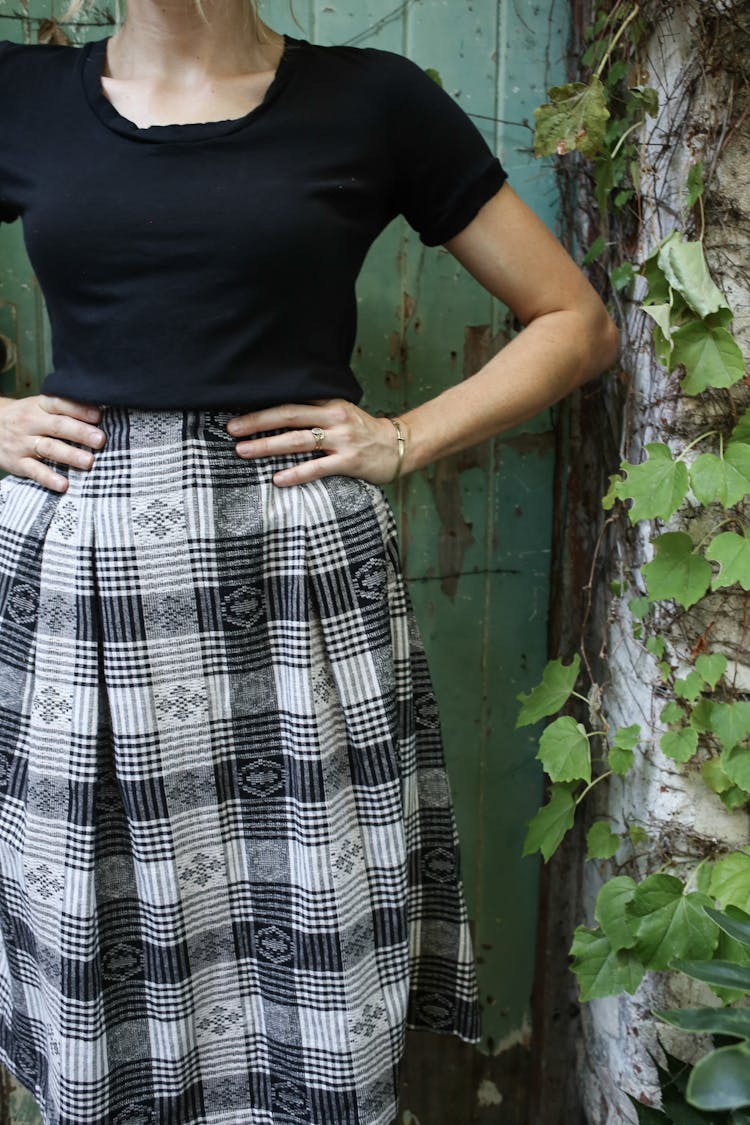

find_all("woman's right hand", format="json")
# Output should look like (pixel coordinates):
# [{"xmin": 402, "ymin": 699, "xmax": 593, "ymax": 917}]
[{"xmin": 0, "ymin": 394, "xmax": 107, "ymax": 492}]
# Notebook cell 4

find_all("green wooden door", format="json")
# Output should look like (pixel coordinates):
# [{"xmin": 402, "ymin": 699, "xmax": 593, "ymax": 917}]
[{"xmin": 0, "ymin": 1, "xmax": 567, "ymax": 1119}]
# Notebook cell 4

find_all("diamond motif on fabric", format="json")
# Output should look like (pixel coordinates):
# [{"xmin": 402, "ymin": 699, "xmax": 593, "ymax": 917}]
[
  {"xmin": 155, "ymin": 683, "xmax": 206, "ymax": 723},
  {"xmin": 221, "ymin": 584, "xmax": 264, "ymax": 628},
  {"xmin": 169, "ymin": 771, "xmax": 208, "ymax": 806},
  {"xmin": 353, "ymin": 557, "xmax": 387, "ymax": 602},
  {"xmin": 416, "ymin": 695, "xmax": 441, "ymax": 729},
  {"xmin": 196, "ymin": 1004, "xmax": 240, "ymax": 1036},
  {"xmin": 272, "ymin": 1079, "xmax": 309, "ymax": 1117},
  {"xmin": 416, "ymin": 992, "xmax": 455, "ymax": 1029},
  {"xmin": 51, "ymin": 499, "xmax": 78, "ymax": 539},
  {"xmin": 179, "ymin": 852, "xmax": 223, "ymax": 888},
  {"xmin": 256, "ymin": 925, "xmax": 294, "ymax": 965},
  {"xmin": 239, "ymin": 758, "xmax": 283, "ymax": 798},
  {"xmin": 132, "ymin": 496, "xmax": 184, "ymax": 540},
  {"xmin": 39, "ymin": 592, "xmax": 75, "ymax": 633},
  {"xmin": 351, "ymin": 1001, "xmax": 385, "ymax": 1039},
  {"xmin": 28, "ymin": 777, "xmax": 62, "ymax": 817},
  {"xmin": 312, "ymin": 664, "xmax": 337, "ymax": 705},
  {"xmin": 7, "ymin": 582, "xmax": 37, "ymax": 625},
  {"xmin": 332, "ymin": 836, "xmax": 363, "ymax": 876},
  {"xmin": 153, "ymin": 593, "xmax": 193, "ymax": 632},
  {"xmin": 422, "ymin": 847, "xmax": 458, "ymax": 883},
  {"xmin": 32, "ymin": 684, "xmax": 72, "ymax": 724},
  {"xmin": 113, "ymin": 1103, "xmax": 154, "ymax": 1125},
  {"xmin": 102, "ymin": 941, "xmax": 143, "ymax": 982},
  {"xmin": 26, "ymin": 863, "xmax": 64, "ymax": 901},
  {"xmin": 0, "ymin": 754, "xmax": 9, "ymax": 790}
]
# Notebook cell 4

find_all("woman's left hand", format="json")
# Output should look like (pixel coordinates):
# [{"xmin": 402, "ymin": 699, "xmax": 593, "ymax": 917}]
[{"xmin": 226, "ymin": 399, "xmax": 404, "ymax": 487}]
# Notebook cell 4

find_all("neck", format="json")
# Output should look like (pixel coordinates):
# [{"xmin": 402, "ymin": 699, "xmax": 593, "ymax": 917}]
[{"xmin": 108, "ymin": 1, "xmax": 280, "ymax": 79}]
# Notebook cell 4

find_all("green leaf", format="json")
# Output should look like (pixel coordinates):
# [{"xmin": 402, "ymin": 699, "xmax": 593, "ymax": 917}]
[
  {"xmin": 516, "ymin": 654, "xmax": 581, "ymax": 727},
  {"xmin": 628, "ymin": 875, "xmax": 718, "ymax": 970},
  {"xmin": 629, "ymin": 596, "xmax": 651, "ymax": 620},
  {"xmin": 696, "ymin": 653, "xmax": 728, "ymax": 689},
  {"xmin": 722, "ymin": 745, "xmax": 750, "ymax": 794},
  {"xmin": 610, "ymin": 262, "xmax": 634, "ymax": 291},
  {"xmin": 646, "ymin": 635, "xmax": 666, "ymax": 659},
  {"xmin": 609, "ymin": 745, "xmax": 635, "ymax": 775},
  {"xmin": 691, "ymin": 698, "xmax": 715, "ymax": 733},
  {"xmin": 533, "ymin": 77, "xmax": 610, "ymax": 158},
  {"xmin": 661, "ymin": 727, "xmax": 699, "ymax": 763},
  {"xmin": 712, "ymin": 919, "xmax": 750, "ymax": 1004},
  {"xmin": 595, "ymin": 874, "xmax": 638, "ymax": 951},
  {"xmin": 673, "ymin": 321, "xmax": 745, "ymax": 395},
  {"xmin": 710, "ymin": 703, "xmax": 750, "ymax": 751},
  {"xmin": 643, "ymin": 532, "xmax": 712, "ymax": 609},
  {"xmin": 611, "ymin": 443, "xmax": 689, "ymax": 523},
  {"xmin": 654, "ymin": 1005, "xmax": 750, "ymax": 1040},
  {"xmin": 686, "ymin": 1041, "xmax": 750, "ymax": 1111},
  {"xmin": 703, "ymin": 755, "xmax": 735, "ymax": 795},
  {"xmin": 721, "ymin": 787, "xmax": 750, "ymax": 812},
  {"xmin": 731, "ymin": 409, "xmax": 750, "ymax": 446},
  {"xmin": 661, "ymin": 701, "xmax": 685, "ymax": 725},
  {"xmin": 522, "ymin": 783, "xmax": 577, "ymax": 862},
  {"xmin": 686, "ymin": 161, "xmax": 704, "ymax": 208},
  {"xmin": 424, "ymin": 67, "xmax": 443, "ymax": 87},
  {"xmin": 569, "ymin": 925, "xmax": 645, "ymax": 1000},
  {"xmin": 657, "ymin": 231, "xmax": 730, "ymax": 319},
  {"xmin": 629, "ymin": 824, "xmax": 649, "ymax": 846},
  {"xmin": 586, "ymin": 821, "xmax": 621, "ymax": 860},
  {"xmin": 670, "ymin": 957, "xmax": 750, "ymax": 993},
  {"xmin": 704, "ymin": 904, "xmax": 750, "ymax": 949},
  {"xmin": 710, "ymin": 852, "xmax": 750, "ymax": 913},
  {"xmin": 582, "ymin": 234, "xmax": 605, "ymax": 266},
  {"xmin": 690, "ymin": 445, "xmax": 750, "ymax": 508},
  {"xmin": 675, "ymin": 671, "xmax": 704, "ymax": 702},
  {"xmin": 614, "ymin": 724, "xmax": 641, "ymax": 750},
  {"xmin": 536, "ymin": 716, "xmax": 591, "ymax": 783},
  {"xmin": 707, "ymin": 533, "xmax": 750, "ymax": 591}
]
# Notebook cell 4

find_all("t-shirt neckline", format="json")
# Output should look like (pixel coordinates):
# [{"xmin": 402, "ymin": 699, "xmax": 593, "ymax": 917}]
[{"xmin": 80, "ymin": 32, "xmax": 305, "ymax": 142}]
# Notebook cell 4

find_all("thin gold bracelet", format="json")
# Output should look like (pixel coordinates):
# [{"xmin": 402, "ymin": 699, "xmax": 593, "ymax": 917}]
[{"xmin": 389, "ymin": 417, "xmax": 406, "ymax": 481}]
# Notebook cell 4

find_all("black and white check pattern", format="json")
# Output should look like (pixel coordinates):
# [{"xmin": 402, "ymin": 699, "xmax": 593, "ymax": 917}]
[{"xmin": 0, "ymin": 407, "xmax": 480, "ymax": 1124}]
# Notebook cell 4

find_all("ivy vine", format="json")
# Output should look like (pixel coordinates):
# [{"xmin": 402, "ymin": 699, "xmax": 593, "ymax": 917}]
[{"xmin": 526, "ymin": 1, "xmax": 750, "ymax": 1117}]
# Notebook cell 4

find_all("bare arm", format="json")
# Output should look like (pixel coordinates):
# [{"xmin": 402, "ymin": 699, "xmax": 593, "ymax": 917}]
[{"xmin": 226, "ymin": 182, "xmax": 620, "ymax": 485}]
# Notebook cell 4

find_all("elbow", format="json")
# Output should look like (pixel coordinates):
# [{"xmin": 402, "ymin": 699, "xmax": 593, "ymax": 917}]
[{"xmin": 579, "ymin": 305, "xmax": 620, "ymax": 386}]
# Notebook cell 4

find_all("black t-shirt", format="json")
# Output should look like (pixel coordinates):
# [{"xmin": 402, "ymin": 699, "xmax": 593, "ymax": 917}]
[{"xmin": 0, "ymin": 33, "xmax": 508, "ymax": 410}]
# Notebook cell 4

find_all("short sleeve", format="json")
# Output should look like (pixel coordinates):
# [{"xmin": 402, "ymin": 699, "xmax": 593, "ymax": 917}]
[{"xmin": 383, "ymin": 51, "xmax": 508, "ymax": 246}]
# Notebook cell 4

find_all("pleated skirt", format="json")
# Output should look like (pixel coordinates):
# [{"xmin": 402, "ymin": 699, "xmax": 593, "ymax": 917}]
[{"xmin": 0, "ymin": 406, "xmax": 480, "ymax": 1125}]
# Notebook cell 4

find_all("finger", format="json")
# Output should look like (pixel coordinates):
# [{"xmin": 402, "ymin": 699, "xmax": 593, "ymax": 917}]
[
  {"xmin": 271, "ymin": 455, "xmax": 349, "ymax": 488},
  {"xmin": 227, "ymin": 403, "xmax": 336, "ymax": 438},
  {"xmin": 32, "ymin": 435, "xmax": 99, "ymax": 470},
  {"xmin": 235, "ymin": 427, "xmax": 334, "ymax": 459},
  {"xmin": 34, "ymin": 412, "xmax": 107, "ymax": 452},
  {"xmin": 38, "ymin": 394, "xmax": 103, "ymax": 425},
  {"xmin": 19, "ymin": 456, "xmax": 69, "ymax": 493}
]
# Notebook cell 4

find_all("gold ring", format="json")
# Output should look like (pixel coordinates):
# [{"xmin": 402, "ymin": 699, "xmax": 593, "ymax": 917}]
[
  {"xmin": 33, "ymin": 436, "xmax": 43, "ymax": 460},
  {"xmin": 310, "ymin": 426, "xmax": 326, "ymax": 452}
]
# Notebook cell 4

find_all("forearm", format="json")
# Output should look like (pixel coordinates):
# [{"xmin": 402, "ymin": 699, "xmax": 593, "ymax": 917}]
[{"xmin": 399, "ymin": 307, "xmax": 619, "ymax": 473}]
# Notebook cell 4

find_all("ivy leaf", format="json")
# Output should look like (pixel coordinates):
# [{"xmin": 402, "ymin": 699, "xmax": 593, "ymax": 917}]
[
  {"xmin": 660, "ymin": 727, "xmax": 699, "ymax": 763},
  {"xmin": 610, "ymin": 262, "xmax": 634, "ymax": 291},
  {"xmin": 609, "ymin": 443, "xmax": 689, "ymax": 523},
  {"xmin": 569, "ymin": 925, "xmax": 645, "ymax": 1000},
  {"xmin": 674, "ymin": 671, "xmax": 704, "ymax": 702},
  {"xmin": 721, "ymin": 745, "xmax": 750, "ymax": 794},
  {"xmin": 522, "ymin": 783, "xmax": 577, "ymax": 862},
  {"xmin": 660, "ymin": 701, "xmax": 684, "ymax": 725},
  {"xmin": 690, "ymin": 445, "xmax": 750, "ymax": 508},
  {"xmin": 533, "ymin": 77, "xmax": 610, "ymax": 158},
  {"xmin": 657, "ymin": 231, "xmax": 730, "ymax": 319},
  {"xmin": 702, "ymin": 755, "xmax": 734, "ymax": 795},
  {"xmin": 710, "ymin": 702, "xmax": 750, "ymax": 750},
  {"xmin": 536, "ymin": 716, "xmax": 591, "ymax": 783},
  {"xmin": 686, "ymin": 1041, "xmax": 750, "ymax": 1111},
  {"xmin": 731, "ymin": 408, "xmax": 750, "ymax": 445},
  {"xmin": 720, "ymin": 787, "xmax": 749, "ymax": 812},
  {"xmin": 423, "ymin": 67, "xmax": 443, "ymax": 87},
  {"xmin": 609, "ymin": 745, "xmax": 634, "ymax": 775},
  {"xmin": 595, "ymin": 874, "xmax": 638, "ymax": 951},
  {"xmin": 643, "ymin": 532, "xmax": 712, "ymax": 609},
  {"xmin": 673, "ymin": 321, "xmax": 745, "ymax": 395},
  {"xmin": 516, "ymin": 654, "xmax": 581, "ymax": 727},
  {"xmin": 629, "ymin": 596, "xmax": 651, "ymax": 620},
  {"xmin": 627, "ymin": 874, "xmax": 718, "ymax": 970},
  {"xmin": 696, "ymin": 653, "xmax": 728, "ymax": 689},
  {"xmin": 642, "ymin": 303, "xmax": 675, "ymax": 367},
  {"xmin": 707, "ymin": 532, "xmax": 750, "ymax": 591},
  {"xmin": 629, "ymin": 824, "xmax": 649, "ymax": 846},
  {"xmin": 691, "ymin": 698, "xmax": 715, "ymax": 732},
  {"xmin": 614, "ymin": 724, "xmax": 641, "ymax": 749},
  {"xmin": 710, "ymin": 851, "xmax": 750, "ymax": 913},
  {"xmin": 586, "ymin": 821, "xmax": 621, "ymax": 860},
  {"xmin": 582, "ymin": 234, "xmax": 605, "ymax": 266},
  {"xmin": 645, "ymin": 635, "xmax": 666, "ymax": 659},
  {"xmin": 686, "ymin": 161, "xmax": 704, "ymax": 208}
]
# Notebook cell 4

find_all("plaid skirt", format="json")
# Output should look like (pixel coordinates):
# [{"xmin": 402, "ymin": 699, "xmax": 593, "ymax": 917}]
[{"xmin": 0, "ymin": 406, "xmax": 480, "ymax": 1125}]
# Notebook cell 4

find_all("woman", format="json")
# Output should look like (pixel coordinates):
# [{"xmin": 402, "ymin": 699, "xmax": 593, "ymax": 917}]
[{"xmin": 0, "ymin": 1, "xmax": 619, "ymax": 1122}]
